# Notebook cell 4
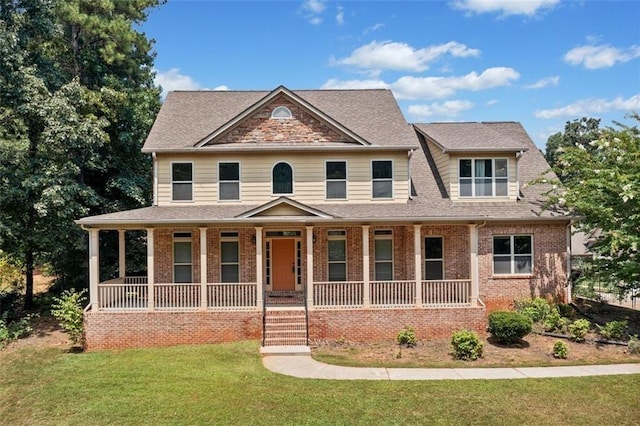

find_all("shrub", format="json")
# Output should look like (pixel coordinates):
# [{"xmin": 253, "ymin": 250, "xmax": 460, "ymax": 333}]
[
  {"xmin": 488, "ymin": 311, "xmax": 532, "ymax": 344},
  {"xmin": 397, "ymin": 326, "xmax": 417, "ymax": 347},
  {"xmin": 568, "ymin": 319, "xmax": 590, "ymax": 342},
  {"xmin": 628, "ymin": 335, "xmax": 640, "ymax": 355},
  {"xmin": 451, "ymin": 329, "xmax": 483, "ymax": 361},
  {"xmin": 0, "ymin": 313, "xmax": 34, "ymax": 348},
  {"xmin": 543, "ymin": 308, "xmax": 562, "ymax": 332},
  {"xmin": 552, "ymin": 341, "xmax": 568, "ymax": 359},
  {"xmin": 514, "ymin": 297, "xmax": 553, "ymax": 323},
  {"xmin": 557, "ymin": 303, "xmax": 574, "ymax": 318},
  {"xmin": 51, "ymin": 289, "xmax": 87, "ymax": 346},
  {"xmin": 597, "ymin": 320, "xmax": 628, "ymax": 341}
]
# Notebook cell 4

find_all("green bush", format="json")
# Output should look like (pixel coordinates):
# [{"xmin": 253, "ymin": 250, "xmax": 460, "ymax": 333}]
[
  {"xmin": 568, "ymin": 319, "xmax": 590, "ymax": 342},
  {"xmin": 451, "ymin": 329, "xmax": 483, "ymax": 361},
  {"xmin": 0, "ymin": 313, "xmax": 34, "ymax": 348},
  {"xmin": 543, "ymin": 308, "xmax": 562, "ymax": 332},
  {"xmin": 514, "ymin": 298, "xmax": 553, "ymax": 323},
  {"xmin": 397, "ymin": 326, "xmax": 417, "ymax": 347},
  {"xmin": 597, "ymin": 320, "xmax": 627, "ymax": 341},
  {"xmin": 552, "ymin": 341, "xmax": 568, "ymax": 359},
  {"xmin": 557, "ymin": 303, "xmax": 574, "ymax": 318},
  {"xmin": 51, "ymin": 289, "xmax": 87, "ymax": 346},
  {"xmin": 628, "ymin": 335, "xmax": 640, "ymax": 355},
  {"xmin": 488, "ymin": 311, "xmax": 532, "ymax": 344}
]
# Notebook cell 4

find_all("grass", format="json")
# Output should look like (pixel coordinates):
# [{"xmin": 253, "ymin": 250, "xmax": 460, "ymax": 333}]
[{"xmin": 1, "ymin": 341, "xmax": 639, "ymax": 425}]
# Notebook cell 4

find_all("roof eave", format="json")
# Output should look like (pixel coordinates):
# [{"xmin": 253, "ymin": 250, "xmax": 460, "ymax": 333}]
[{"xmin": 142, "ymin": 145, "xmax": 419, "ymax": 154}]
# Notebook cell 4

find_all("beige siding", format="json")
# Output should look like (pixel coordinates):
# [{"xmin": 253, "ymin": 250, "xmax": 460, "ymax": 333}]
[
  {"xmin": 449, "ymin": 153, "xmax": 518, "ymax": 201},
  {"xmin": 425, "ymin": 139, "xmax": 450, "ymax": 190},
  {"xmin": 156, "ymin": 151, "xmax": 410, "ymax": 206}
]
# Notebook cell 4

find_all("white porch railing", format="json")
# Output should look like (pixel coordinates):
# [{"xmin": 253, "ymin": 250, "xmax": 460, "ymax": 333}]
[
  {"xmin": 155, "ymin": 283, "xmax": 200, "ymax": 311},
  {"xmin": 370, "ymin": 280, "xmax": 416, "ymax": 307},
  {"xmin": 207, "ymin": 283, "xmax": 257, "ymax": 310},
  {"xmin": 98, "ymin": 282, "xmax": 149, "ymax": 310},
  {"xmin": 422, "ymin": 279, "xmax": 471, "ymax": 306},
  {"xmin": 314, "ymin": 281, "xmax": 363, "ymax": 308}
]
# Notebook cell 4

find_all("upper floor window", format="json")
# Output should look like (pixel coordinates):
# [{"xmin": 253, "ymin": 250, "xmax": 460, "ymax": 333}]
[
  {"xmin": 220, "ymin": 231, "xmax": 239, "ymax": 283},
  {"xmin": 173, "ymin": 232, "xmax": 192, "ymax": 283},
  {"xmin": 172, "ymin": 162, "xmax": 193, "ymax": 201},
  {"xmin": 219, "ymin": 162, "xmax": 240, "ymax": 201},
  {"xmin": 424, "ymin": 237, "xmax": 444, "ymax": 280},
  {"xmin": 493, "ymin": 235, "xmax": 533, "ymax": 275},
  {"xmin": 372, "ymin": 160, "xmax": 393, "ymax": 199},
  {"xmin": 272, "ymin": 162, "xmax": 293, "ymax": 195},
  {"xmin": 271, "ymin": 106, "xmax": 292, "ymax": 119},
  {"xmin": 374, "ymin": 229, "xmax": 393, "ymax": 280},
  {"xmin": 459, "ymin": 158, "xmax": 508, "ymax": 197},
  {"xmin": 326, "ymin": 161, "xmax": 347, "ymax": 199}
]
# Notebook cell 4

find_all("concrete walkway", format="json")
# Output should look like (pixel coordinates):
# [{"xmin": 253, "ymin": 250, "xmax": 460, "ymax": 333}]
[{"xmin": 262, "ymin": 353, "xmax": 640, "ymax": 381}]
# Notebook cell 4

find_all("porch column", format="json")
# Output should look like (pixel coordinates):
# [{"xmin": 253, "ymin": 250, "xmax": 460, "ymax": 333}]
[
  {"xmin": 362, "ymin": 225, "xmax": 370, "ymax": 308},
  {"xmin": 146, "ymin": 228, "xmax": 155, "ymax": 311},
  {"xmin": 306, "ymin": 226, "xmax": 314, "ymax": 309},
  {"xmin": 118, "ymin": 230, "xmax": 126, "ymax": 279},
  {"xmin": 89, "ymin": 229, "xmax": 99, "ymax": 310},
  {"xmin": 255, "ymin": 227, "xmax": 263, "ymax": 312},
  {"xmin": 200, "ymin": 227, "xmax": 207, "ymax": 311},
  {"xmin": 413, "ymin": 225, "xmax": 423, "ymax": 308},
  {"xmin": 469, "ymin": 224, "xmax": 479, "ymax": 307}
]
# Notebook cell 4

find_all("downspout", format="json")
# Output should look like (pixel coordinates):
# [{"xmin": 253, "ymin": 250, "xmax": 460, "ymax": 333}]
[
  {"xmin": 408, "ymin": 149, "xmax": 414, "ymax": 200},
  {"xmin": 471, "ymin": 221, "xmax": 487, "ymax": 307},
  {"xmin": 566, "ymin": 222, "xmax": 573, "ymax": 303},
  {"xmin": 515, "ymin": 150, "xmax": 524, "ymax": 200},
  {"xmin": 152, "ymin": 152, "xmax": 158, "ymax": 206}
]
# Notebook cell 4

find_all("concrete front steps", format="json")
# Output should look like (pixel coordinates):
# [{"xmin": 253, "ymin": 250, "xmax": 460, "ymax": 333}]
[{"xmin": 262, "ymin": 308, "xmax": 308, "ymax": 348}]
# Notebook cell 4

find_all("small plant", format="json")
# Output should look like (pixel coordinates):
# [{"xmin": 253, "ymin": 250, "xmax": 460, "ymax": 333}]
[
  {"xmin": 397, "ymin": 326, "xmax": 417, "ymax": 347},
  {"xmin": 51, "ymin": 289, "xmax": 87, "ymax": 346},
  {"xmin": 543, "ymin": 308, "xmax": 562, "ymax": 332},
  {"xmin": 628, "ymin": 335, "xmax": 640, "ymax": 355},
  {"xmin": 597, "ymin": 320, "xmax": 628, "ymax": 341},
  {"xmin": 451, "ymin": 329, "xmax": 483, "ymax": 361},
  {"xmin": 552, "ymin": 340, "xmax": 568, "ymax": 359},
  {"xmin": 0, "ymin": 313, "xmax": 34, "ymax": 348},
  {"xmin": 568, "ymin": 318, "xmax": 590, "ymax": 342},
  {"xmin": 514, "ymin": 297, "xmax": 552, "ymax": 323},
  {"xmin": 488, "ymin": 311, "xmax": 532, "ymax": 344},
  {"xmin": 557, "ymin": 303, "xmax": 574, "ymax": 318}
]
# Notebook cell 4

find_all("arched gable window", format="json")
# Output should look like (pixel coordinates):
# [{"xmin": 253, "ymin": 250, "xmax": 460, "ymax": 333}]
[
  {"xmin": 271, "ymin": 106, "xmax": 292, "ymax": 119},
  {"xmin": 272, "ymin": 162, "xmax": 293, "ymax": 194}
]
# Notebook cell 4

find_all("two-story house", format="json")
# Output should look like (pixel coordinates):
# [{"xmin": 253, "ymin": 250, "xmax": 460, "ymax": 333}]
[{"xmin": 77, "ymin": 86, "xmax": 570, "ymax": 350}]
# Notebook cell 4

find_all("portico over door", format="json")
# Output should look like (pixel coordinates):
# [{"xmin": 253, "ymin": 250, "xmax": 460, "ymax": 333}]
[{"xmin": 271, "ymin": 238, "xmax": 296, "ymax": 291}]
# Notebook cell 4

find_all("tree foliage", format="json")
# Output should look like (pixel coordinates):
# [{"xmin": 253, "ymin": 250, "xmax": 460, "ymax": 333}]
[
  {"xmin": 544, "ymin": 117, "xmax": 601, "ymax": 181},
  {"xmin": 0, "ymin": 0, "xmax": 162, "ymax": 307},
  {"xmin": 542, "ymin": 114, "xmax": 640, "ymax": 295}
]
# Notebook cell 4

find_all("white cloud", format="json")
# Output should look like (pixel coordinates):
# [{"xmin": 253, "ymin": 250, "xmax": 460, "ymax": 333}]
[
  {"xmin": 155, "ymin": 68, "xmax": 205, "ymax": 97},
  {"xmin": 486, "ymin": 99, "xmax": 498, "ymax": 106},
  {"xmin": 534, "ymin": 94, "xmax": 640, "ymax": 119},
  {"xmin": 335, "ymin": 40, "xmax": 480, "ymax": 73},
  {"xmin": 392, "ymin": 67, "xmax": 520, "ymax": 100},
  {"xmin": 451, "ymin": 0, "xmax": 559, "ymax": 17},
  {"xmin": 564, "ymin": 43, "xmax": 640, "ymax": 69},
  {"xmin": 524, "ymin": 75, "xmax": 560, "ymax": 89},
  {"xmin": 213, "ymin": 85, "xmax": 229, "ymax": 91},
  {"xmin": 364, "ymin": 23, "xmax": 385, "ymax": 35},
  {"xmin": 408, "ymin": 100, "xmax": 475, "ymax": 120},
  {"xmin": 309, "ymin": 16, "xmax": 323, "ymax": 25},
  {"xmin": 302, "ymin": 0, "xmax": 325, "ymax": 24},
  {"xmin": 336, "ymin": 6, "xmax": 344, "ymax": 25},
  {"xmin": 321, "ymin": 78, "xmax": 390, "ymax": 90}
]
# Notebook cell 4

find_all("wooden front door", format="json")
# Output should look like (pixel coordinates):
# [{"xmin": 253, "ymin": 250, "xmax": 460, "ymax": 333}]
[{"xmin": 271, "ymin": 238, "xmax": 296, "ymax": 291}]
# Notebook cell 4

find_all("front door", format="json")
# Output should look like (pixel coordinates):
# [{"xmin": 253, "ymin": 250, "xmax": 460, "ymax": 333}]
[{"xmin": 271, "ymin": 238, "xmax": 296, "ymax": 291}]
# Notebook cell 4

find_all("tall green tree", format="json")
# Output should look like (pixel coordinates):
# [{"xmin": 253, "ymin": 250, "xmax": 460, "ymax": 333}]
[
  {"xmin": 542, "ymin": 114, "xmax": 640, "ymax": 296},
  {"xmin": 544, "ymin": 117, "xmax": 601, "ymax": 181},
  {"xmin": 0, "ymin": 0, "xmax": 162, "ymax": 307}
]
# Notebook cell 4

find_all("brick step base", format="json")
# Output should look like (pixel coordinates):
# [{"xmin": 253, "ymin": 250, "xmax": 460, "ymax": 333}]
[{"xmin": 263, "ymin": 309, "xmax": 308, "ymax": 347}]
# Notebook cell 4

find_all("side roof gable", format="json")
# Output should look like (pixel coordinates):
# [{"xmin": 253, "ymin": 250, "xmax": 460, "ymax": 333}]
[{"xmin": 414, "ymin": 122, "xmax": 530, "ymax": 153}]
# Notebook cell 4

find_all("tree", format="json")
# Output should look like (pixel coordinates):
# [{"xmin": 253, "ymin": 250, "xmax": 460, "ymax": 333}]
[
  {"xmin": 0, "ymin": 0, "xmax": 162, "ymax": 308},
  {"xmin": 544, "ymin": 117, "xmax": 601, "ymax": 181},
  {"xmin": 542, "ymin": 114, "xmax": 640, "ymax": 296}
]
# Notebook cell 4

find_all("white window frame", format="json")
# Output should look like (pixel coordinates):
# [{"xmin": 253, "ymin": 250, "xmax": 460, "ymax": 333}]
[
  {"xmin": 271, "ymin": 106, "xmax": 292, "ymax": 119},
  {"xmin": 220, "ymin": 231, "xmax": 240, "ymax": 283},
  {"xmin": 171, "ymin": 161, "xmax": 194, "ymax": 202},
  {"xmin": 492, "ymin": 234, "xmax": 534, "ymax": 276},
  {"xmin": 173, "ymin": 232, "xmax": 193, "ymax": 283},
  {"xmin": 371, "ymin": 159, "xmax": 393, "ymax": 199},
  {"xmin": 218, "ymin": 161, "xmax": 240, "ymax": 202},
  {"xmin": 424, "ymin": 236, "xmax": 444, "ymax": 281},
  {"xmin": 458, "ymin": 158, "xmax": 509, "ymax": 198},
  {"xmin": 325, "ymin": 160, "xmax": 347, "ymax": 200},
  {"xmin": 373, "ymin": 229, "xmax": 394, "ymax": 281},
  {"xmin": 272, "ymin": 161, "xmax": 294, "ymax": 196},
  {"xmin": 327, "ymin": 230, "xmax": 347, "ymax": 281}
]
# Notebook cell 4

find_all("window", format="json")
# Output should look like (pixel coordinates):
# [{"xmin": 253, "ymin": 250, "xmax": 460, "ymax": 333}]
[
  {"xmin": 493, "ymin": 235, "xmax": 533, "ymax": 275},
  {"xmin": 271, "ymin": 106, "xmax": 292, "ymax": 119},
  {"xmin": 326, "ymin": 161, "xmax": 347, "ymax": 199},
  {"xmin": 459, "ymin": 158, "xmax": 508, "ymax": 197},
  {"xmin": 220, "ymin": 232, "xmax": 239, "ymax": 283},
  {"xmin": 328, "ymin": 230, "xmax": 347, "ymax": 281},
  {"xmin": 374, "ymin": 230, "xmax": 393, "ymax": 280},
  {"xmin": 172, "ymin": 162, "xmax": 193, "ymax": 201},
  {"xmin": 219, "ymin": 162, "xmax": 240, "ymax": 201},
  {"xmin": 173, "ymin": 232, "xmax": 192, "ymax": 283},
  {"xmin": 272, "ymin": 162, "xmax": 293, "ymax": 194},
  {"xmin": 372, "ymin": 160, "xmax": 393, "ymax": 199},
  {"xmin": 425, "ymin": 237, "xmax": 444, "ymax": 280}
]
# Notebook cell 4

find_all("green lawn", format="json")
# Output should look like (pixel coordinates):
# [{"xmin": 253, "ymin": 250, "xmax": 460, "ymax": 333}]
[{"xmin": 1, "ymin": 341, "xmax": 639, "ymax": 425}]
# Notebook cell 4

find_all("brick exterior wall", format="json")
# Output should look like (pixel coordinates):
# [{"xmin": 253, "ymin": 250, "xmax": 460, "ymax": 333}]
[
  {"xmin": 84, "ymin": 311, "xmax": 262, "ymax": 351},
  {"xmin": 309, "ymin": 308, "xmax": 486, "ymax": 341},
  {"xmin": 217, "ymin": 96, "xmax": 349, "ymax": 144}
]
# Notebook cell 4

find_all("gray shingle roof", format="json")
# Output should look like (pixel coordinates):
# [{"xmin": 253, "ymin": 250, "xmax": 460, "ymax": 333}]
[{"xmin": 414, "ymin": 122, "xmax": 530, "ymax": 152}]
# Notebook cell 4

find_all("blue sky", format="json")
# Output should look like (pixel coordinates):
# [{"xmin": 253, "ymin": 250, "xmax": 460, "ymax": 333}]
[{"xmin": 141, "ymin": 0, "xmax": 640, "ymax": 148}]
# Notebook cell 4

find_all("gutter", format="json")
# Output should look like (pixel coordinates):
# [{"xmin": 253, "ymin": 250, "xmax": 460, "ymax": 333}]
[{"xmin": 141, "ymin": 145, "xmax": 419, "ymax": 154}]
